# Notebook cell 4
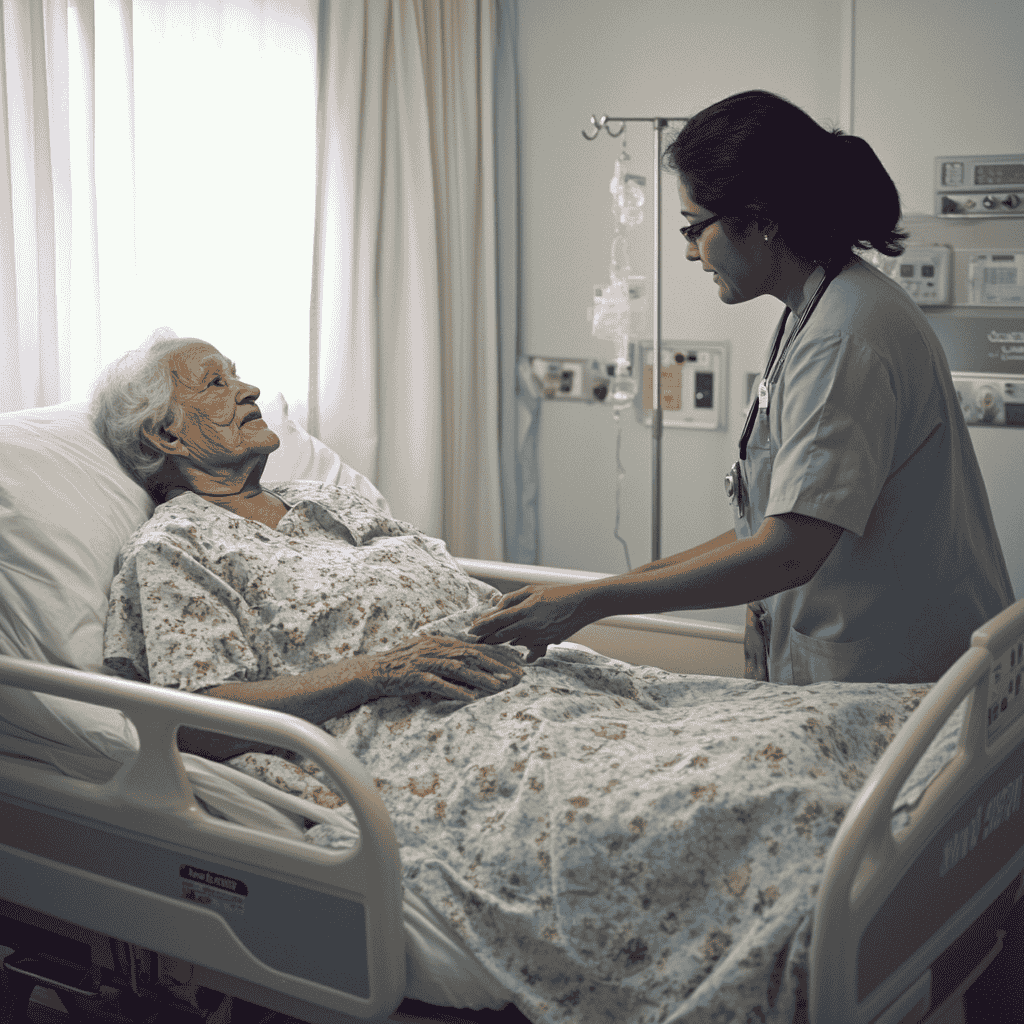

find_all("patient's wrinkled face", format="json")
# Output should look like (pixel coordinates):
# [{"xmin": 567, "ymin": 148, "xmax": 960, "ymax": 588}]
[{"xmin": 165, "ymin": 342, "xmax": 280, "ymax": 470}]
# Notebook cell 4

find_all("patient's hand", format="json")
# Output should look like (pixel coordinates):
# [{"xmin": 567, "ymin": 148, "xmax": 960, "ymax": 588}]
[{"xmin": 369, "ymin": 636, "xmax": 526, "ymax": 703}]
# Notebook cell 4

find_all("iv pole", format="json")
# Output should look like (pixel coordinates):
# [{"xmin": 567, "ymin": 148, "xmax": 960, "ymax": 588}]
[{"xmin": 582, "ymin": 114, "xmax": 688, "ymax": 562}]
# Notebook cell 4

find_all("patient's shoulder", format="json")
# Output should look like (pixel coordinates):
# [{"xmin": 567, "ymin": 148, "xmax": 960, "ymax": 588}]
[{"xmin": 117, "ymin": 491, "xmax": 226, "ymax": 564}]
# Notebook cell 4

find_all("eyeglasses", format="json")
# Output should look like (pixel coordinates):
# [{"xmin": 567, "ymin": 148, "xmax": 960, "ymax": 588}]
[{"xmin": 679, "ymin": 213, "xmax": 723, "ymax": 245}]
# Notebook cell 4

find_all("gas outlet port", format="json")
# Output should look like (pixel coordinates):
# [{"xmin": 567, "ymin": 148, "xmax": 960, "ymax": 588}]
[
  {"xmin": 953, "ymin": 374, "xmax": 1024, "ymax": 427},
  {"xmin": 528, "ymin": 356, "xmax": 633, "ymax": 403}
]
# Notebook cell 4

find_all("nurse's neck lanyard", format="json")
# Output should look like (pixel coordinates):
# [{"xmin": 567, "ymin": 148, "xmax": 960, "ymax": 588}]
[{"xmin": 738, "ymin": 267, "xmax": 838, "ymax": 461}]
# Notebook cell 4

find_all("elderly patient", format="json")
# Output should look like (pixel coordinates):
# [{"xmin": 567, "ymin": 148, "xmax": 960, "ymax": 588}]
[{"xmin": 91, "ymin": 334, "xmax": 524, "ymax": 761}]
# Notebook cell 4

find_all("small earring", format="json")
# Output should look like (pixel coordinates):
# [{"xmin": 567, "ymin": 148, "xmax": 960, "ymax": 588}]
[{"xmin": 763, "ymin": 233, "xmax": 769, "ymax": 244}]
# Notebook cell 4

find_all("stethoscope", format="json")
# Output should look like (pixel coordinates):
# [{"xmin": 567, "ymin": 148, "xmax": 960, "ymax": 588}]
[{"xmin": 725, "ymin": 265, "xmax": 840, "ymax": 518}]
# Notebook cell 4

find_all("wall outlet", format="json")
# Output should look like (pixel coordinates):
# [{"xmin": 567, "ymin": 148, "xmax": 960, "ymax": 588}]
[
  {"xmin": 530, "ymin": 357, "xmax": 625, "ymax": 402},
  {"xmin": 530, "ymin": 358, "xmax": 585, "ymax": 399}
]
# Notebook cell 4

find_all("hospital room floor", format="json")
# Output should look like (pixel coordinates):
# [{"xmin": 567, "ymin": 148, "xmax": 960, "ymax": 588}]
[
  {"xmin": 16, "ymin": 989, "xmax": 1013, "ymax": 1023},
  {"xmin": 22, "ymin": 993, "xmax": 534, "ymax": 1024},
  {"xmin": 18, "ymin": 958, "xmax": 1021, "ymax": 1023}
]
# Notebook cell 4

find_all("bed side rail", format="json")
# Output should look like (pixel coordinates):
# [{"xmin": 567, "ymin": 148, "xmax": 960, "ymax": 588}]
[
  {"xmin": 0, "ymin": 654, "xmax": 405, "ymax": 1020},
  {"xmin": 809, "ymin": 598, "xmax": 1024, "ymax": 1024}
]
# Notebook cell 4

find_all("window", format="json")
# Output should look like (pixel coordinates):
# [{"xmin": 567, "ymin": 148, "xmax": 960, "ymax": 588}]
[{"xmin": 67, "ymin": 0, "xmax": 317, "ymax": 417}]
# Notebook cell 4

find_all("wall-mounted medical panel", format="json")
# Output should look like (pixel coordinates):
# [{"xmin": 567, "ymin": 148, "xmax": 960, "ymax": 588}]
[
  {"xmin": 965, "ymin": 251, "xmax": 1024, "ymax": 307},
  {"xmin": 927, "ymin": 313, "xmax": 1024, "ymax": 428},
  {"xmin": 526, "ymin": 356, "xmax": 624, "ymax": 403},
  {"xmin": 639, "ymin": 342, "xmax": 728, "ymax": 430},
  {"xmin": 936, "ymin": 155, "xmax": 1024, "ymax": 218},
  {"xmin": 865, "ymin": 246, "xmax": 953, "ymax": 306}
]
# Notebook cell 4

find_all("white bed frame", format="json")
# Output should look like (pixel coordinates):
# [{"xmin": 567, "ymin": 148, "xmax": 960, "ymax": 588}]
[{"xmin": 1, "ymin": 562, "xmax": 1021, "ymax": 1024}]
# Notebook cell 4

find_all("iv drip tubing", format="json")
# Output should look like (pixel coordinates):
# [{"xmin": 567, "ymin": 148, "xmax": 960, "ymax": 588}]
[
  {"xmin": 583, "ymin": 114, "xmax": 688, "ymax": 562},
  {"xmin": 613, "ymin": 410, "xmax": 632, "ymax": 572}
]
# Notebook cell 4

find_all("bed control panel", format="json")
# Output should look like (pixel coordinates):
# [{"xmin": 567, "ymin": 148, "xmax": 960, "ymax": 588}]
[{"xmin": 985, "ymin": 635, "xmax": 1024, "ymax": 747}]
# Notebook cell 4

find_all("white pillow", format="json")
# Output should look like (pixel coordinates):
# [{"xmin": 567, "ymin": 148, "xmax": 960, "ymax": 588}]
[
  {"xmin": 0, "ymin": 392, "xmax": 387, "ymax": 766},
  {"xmin": 261, "ymin": 392, "xmax": 390, "ymax": 516},
  {"xmin": 0, "ymin": 401, "xmax": 155, "ymax": 673}
]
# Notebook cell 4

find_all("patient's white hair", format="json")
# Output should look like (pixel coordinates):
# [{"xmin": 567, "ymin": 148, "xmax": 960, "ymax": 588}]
[{"xmin": 89, "ymin": 327, "xmax": 210, "ymax": 501}]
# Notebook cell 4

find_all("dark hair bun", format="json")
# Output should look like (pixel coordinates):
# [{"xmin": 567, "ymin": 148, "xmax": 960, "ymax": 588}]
[{"xmin": 664, "ymin": 91, "xmax": 908, "ymax": 266}]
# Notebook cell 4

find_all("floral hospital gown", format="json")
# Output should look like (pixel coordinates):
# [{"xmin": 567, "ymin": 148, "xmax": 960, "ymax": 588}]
[
  {"xmin": 102, "ymin": 480, "xmax": 497, "ymax": 688},
  {"xmin": 102, "ymin": 481, "xmax": 946, "ymax": 1024}
]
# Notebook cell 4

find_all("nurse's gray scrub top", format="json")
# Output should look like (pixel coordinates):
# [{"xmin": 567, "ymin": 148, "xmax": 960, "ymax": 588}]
[{"xmin": 736, "ymin": 255, "xmax": 1014, "ymax": 686}]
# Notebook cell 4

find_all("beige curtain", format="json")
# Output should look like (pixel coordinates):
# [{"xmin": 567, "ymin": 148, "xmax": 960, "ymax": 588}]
[{"xmin": 311, "ymin": 0, "xmax": 503, "ymax": 559}]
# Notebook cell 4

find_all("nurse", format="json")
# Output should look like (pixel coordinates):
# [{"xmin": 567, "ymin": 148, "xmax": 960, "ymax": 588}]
[{"xmin": 471, "ymin": 89, "xmax": 1014, "ymax": 685}]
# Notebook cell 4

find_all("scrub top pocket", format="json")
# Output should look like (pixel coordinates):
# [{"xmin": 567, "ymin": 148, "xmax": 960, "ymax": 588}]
[
  {"xmin": 788, "ymin": 627, "xmax": 920, "ymax": 686},
  {"xmin": 788, "ymin": 628, "xmax": 883, "ymax": 686}
]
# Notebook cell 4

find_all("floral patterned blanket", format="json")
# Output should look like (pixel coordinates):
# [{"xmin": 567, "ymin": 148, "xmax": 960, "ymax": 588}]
[
  {"xmin": 228, "ymin": 607, "xmax": 935, "ymax": 1024},
  {"xmin": 100, "ymin": 480, "xmax": 948, "ymax": 1023}
]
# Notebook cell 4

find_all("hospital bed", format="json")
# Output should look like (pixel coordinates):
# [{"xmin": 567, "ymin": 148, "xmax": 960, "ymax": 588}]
[{"xmin": 1, "ymin": 397, "xmax": 1022, "ymax": 1024}]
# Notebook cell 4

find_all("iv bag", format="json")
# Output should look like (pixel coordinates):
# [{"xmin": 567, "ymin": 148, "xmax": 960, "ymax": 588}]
[
  {"xmin": 592, "ymin": 278, "xmax": 630, "ymax": 341},
  {"xmin": 609, "ymin": 158, "xmax": 645, "ymax": 228},
  {"xmin": 610, "ymin": 234, "xmax": 631, "ymax": 281}
]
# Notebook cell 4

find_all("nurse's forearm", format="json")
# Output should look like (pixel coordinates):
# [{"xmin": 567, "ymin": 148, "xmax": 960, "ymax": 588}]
[
  {"xmin": 587, "ymin": 537, "xmax": 785, "ymax": 615},
  {"xmin": 584, "ymin": 526, "xmax": 806, "ymax": 617},
  {"xmin": 619, "ymin": 529, "xmax": 737, "ymax": 577}
]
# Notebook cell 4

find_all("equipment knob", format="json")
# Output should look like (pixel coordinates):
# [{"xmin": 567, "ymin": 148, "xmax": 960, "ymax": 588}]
[
  {"xmin": 958, "ymin": 389, "xmax": 979, "ymax": 424},
  {"xmin": 979, "ymin": 385, "xmax": 1003, "ymax": 424},
  {"xmin": 983, "ymin": 195, "xmax": 998, "ymax": 210},
  {"xmin": 1004, "ymin": 194, "xmax": 1021, "ymax": 209}
]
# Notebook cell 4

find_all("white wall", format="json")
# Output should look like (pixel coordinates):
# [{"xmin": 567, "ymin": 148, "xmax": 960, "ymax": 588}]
[
  {"xmin": 516, "ymin": 0, "xmax": 1024, "ymax": 627},
  {"xmin": 854, "ymin": 0, "xmax": 1024, "ymax": 216}
]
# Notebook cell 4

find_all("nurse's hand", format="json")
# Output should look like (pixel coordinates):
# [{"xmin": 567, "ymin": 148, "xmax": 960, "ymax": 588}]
[{"xmin": 469, "ymin": 584, "xmax": 594, "ymax": 663}]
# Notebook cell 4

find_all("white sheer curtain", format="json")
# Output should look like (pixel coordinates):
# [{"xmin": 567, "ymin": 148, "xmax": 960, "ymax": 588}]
[
  {"xmin": 2, "ymin": 0, "xmax": 316, "ymax": 417},
  {"xmin": 0, "ymin": 0, "xmax": 504, "ymax": 559},
  {"xmin": 0, "ymin": 0, "xmax": 71, "ymax": 409}
]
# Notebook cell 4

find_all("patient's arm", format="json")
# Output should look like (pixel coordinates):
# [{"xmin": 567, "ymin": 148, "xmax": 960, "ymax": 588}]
[
  {"xmin": 177, "ymin": 658, "xmax": 377, "ymax": 761},
  {"xmin": 177, "ymin": 637, "xmax": 524, "ymax": 761}
]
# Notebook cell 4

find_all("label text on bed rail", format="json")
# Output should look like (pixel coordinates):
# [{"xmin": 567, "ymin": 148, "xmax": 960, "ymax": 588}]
[{"xmin": 939, "ymin": 772, "xmax": 1023, "ymax": 878}]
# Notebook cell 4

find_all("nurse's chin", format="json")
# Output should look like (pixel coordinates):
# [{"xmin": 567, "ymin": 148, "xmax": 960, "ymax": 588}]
[
  {"xmin": 712, "ymin": 276, "xmax": 750, "ymax": 304},
  {"xmin": 711, "ymin": 276, "xmax": 737, "ymax": 302}
]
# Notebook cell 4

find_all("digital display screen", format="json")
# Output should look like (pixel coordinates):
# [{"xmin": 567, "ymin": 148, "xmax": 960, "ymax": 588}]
[
  {"xmin": 921, "ymin": 265, "xmax": 935, "ymax": 278},
  {"xmin": 900, "ymin": 264, "xmax": 915, "ymax": 278},
  {"xmin": 975, "ymin": 163, "xmax": 1024, "ymax": 186},
  {"xmin": 942, "ymin": 162, "xmax": 965, "ymax": 186}
]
